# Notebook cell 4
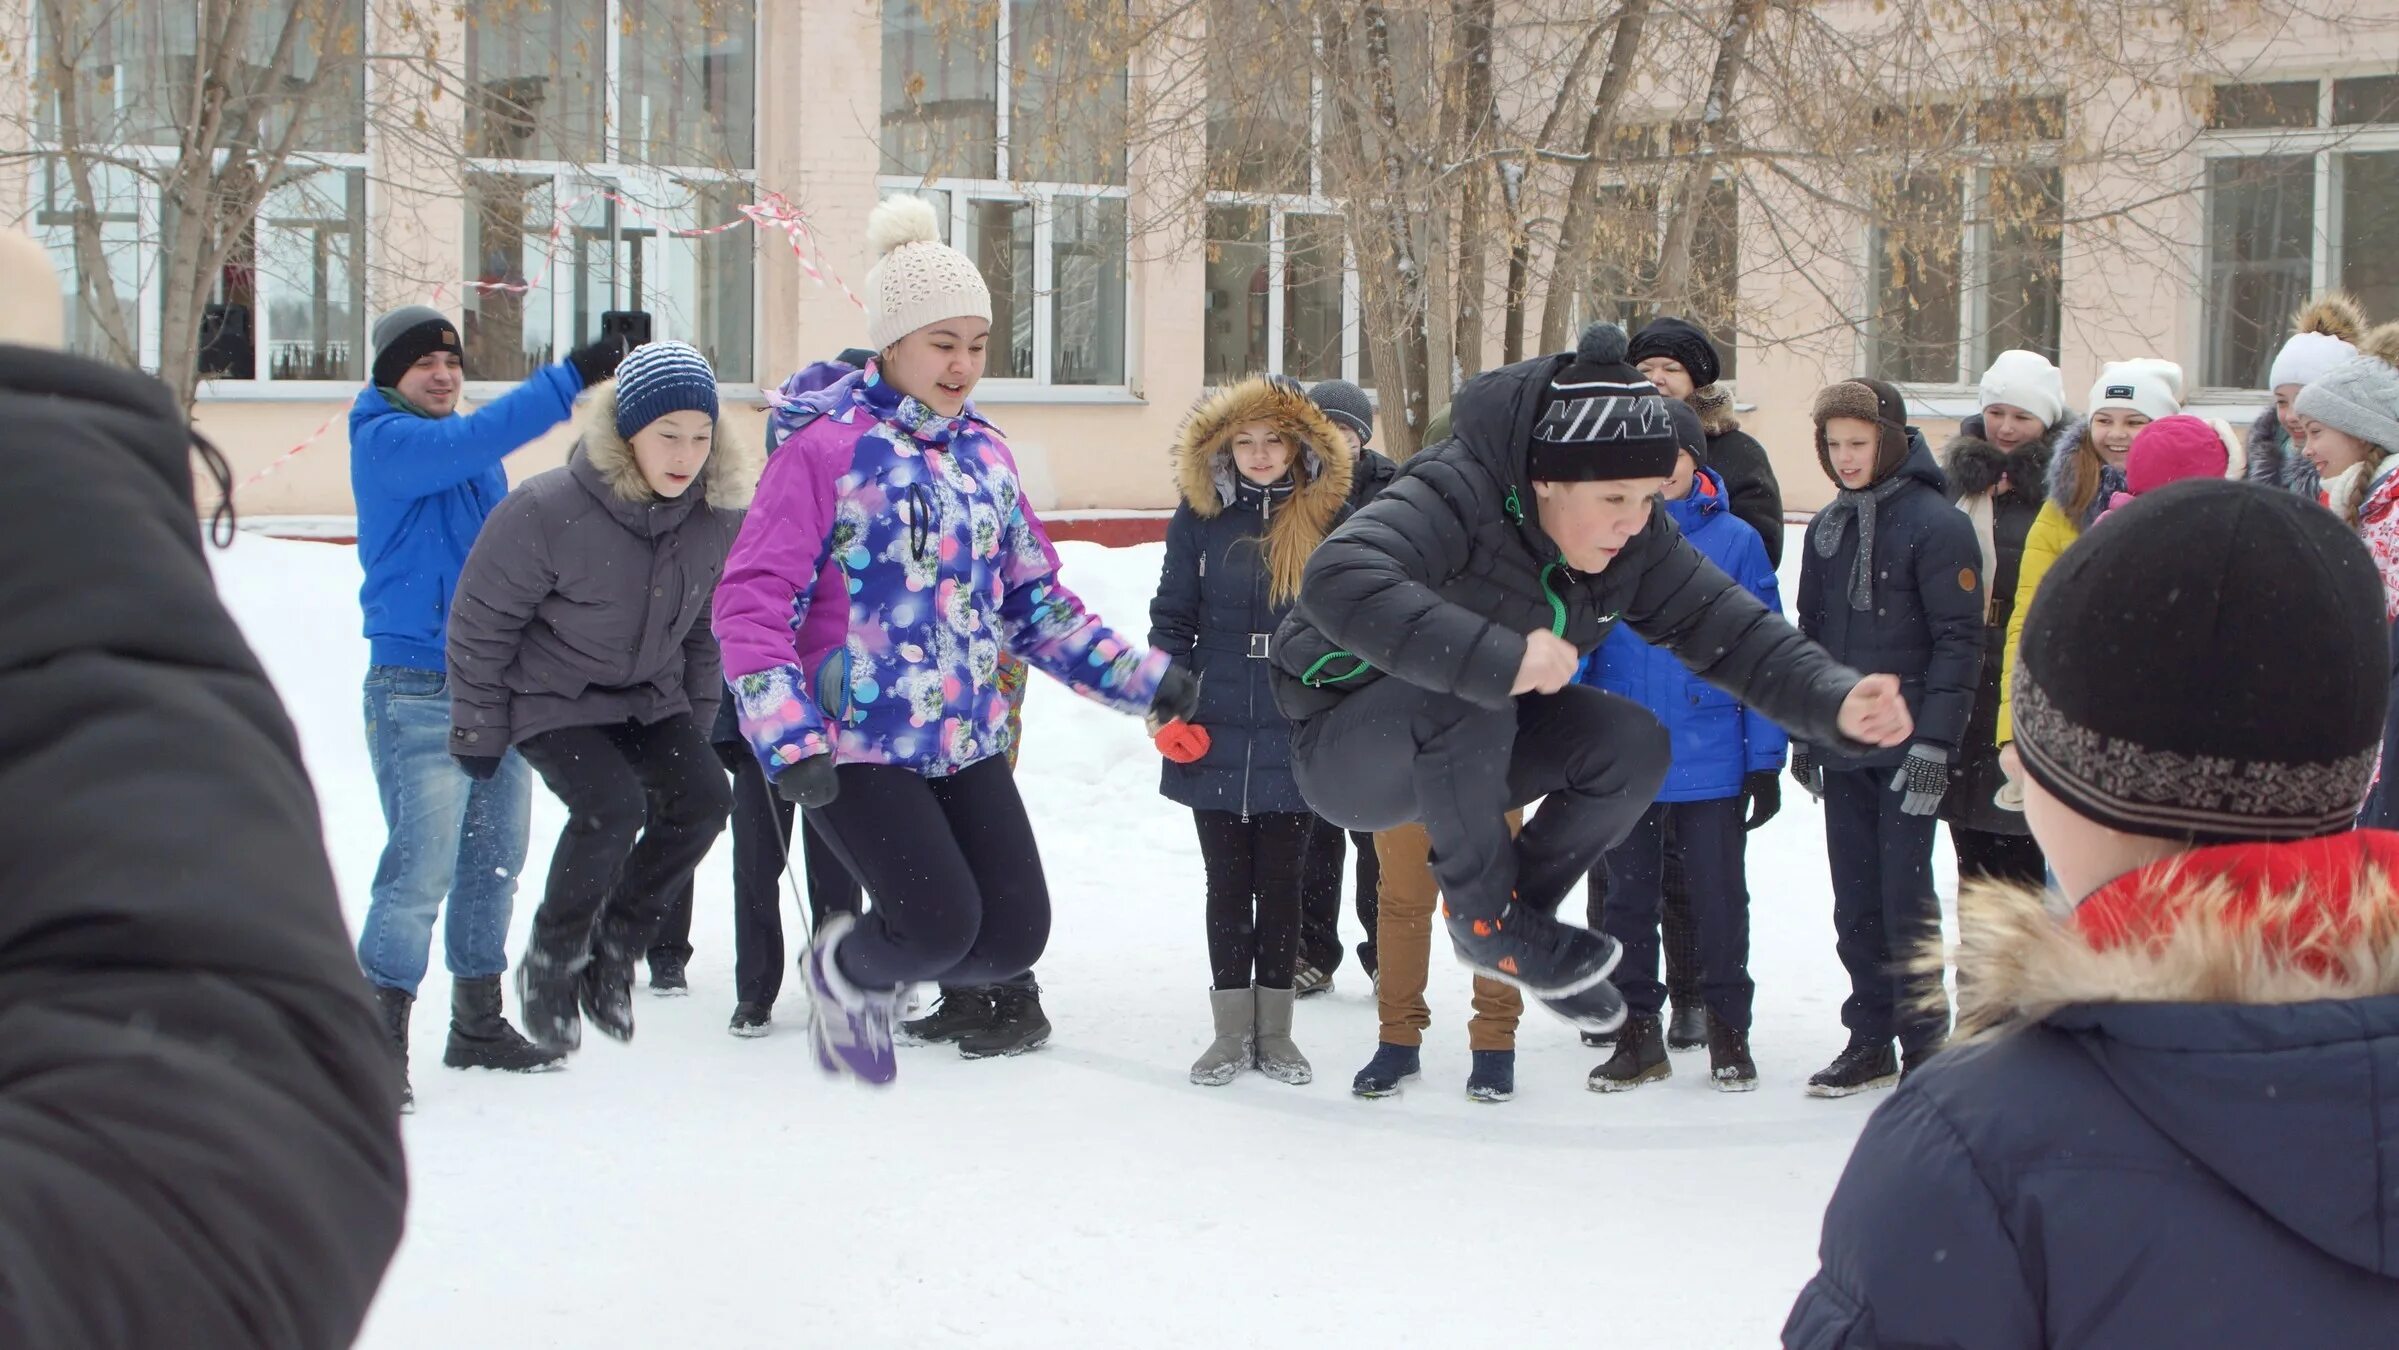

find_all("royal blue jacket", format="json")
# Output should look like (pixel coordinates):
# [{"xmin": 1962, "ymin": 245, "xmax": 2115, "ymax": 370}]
[
  {"xmin": 1578, "ymin": 467, "xmax": 1787, "ymax": 801},
  {"xmin": 349, "ymin": 365, "xmax": 584, "ymax": 670}
]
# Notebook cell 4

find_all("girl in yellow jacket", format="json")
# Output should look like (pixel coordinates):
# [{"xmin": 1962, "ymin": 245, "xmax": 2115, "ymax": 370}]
[{"xmin": 1995, "ymin": 360, "xmax": 2182, "ymax": 749}]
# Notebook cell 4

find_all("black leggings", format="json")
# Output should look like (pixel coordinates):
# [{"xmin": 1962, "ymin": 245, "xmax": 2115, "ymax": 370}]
[
  {"xmin": 803, "ymin": 755, "xmax": 1049, "ymax": 989},
  {"xmin": 1194, "ymin": 810, "xmax": 1309, "ymax": 990}
]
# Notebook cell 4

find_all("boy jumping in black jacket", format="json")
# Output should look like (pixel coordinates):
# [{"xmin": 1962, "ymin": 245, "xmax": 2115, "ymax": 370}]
[{"xmin": 1272, "ymin": 324, "xmax": 1914, "ymax": 1031}]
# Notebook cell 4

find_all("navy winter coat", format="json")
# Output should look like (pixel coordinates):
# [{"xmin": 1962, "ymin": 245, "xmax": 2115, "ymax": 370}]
[
  {"xmin": 1151, "ymin": 378, "xmax": 1354, "ymax": 815},
  {"xmin": 1798, "ymin": 432, "xmax": 1984, "ymax": 771},
  {"xmin": 1578, "ymin": 466, "xmax": 1787, "ymax": 801},
  {"xmin": 1787, "ymin": 831, "xmax": 2399, "ymax": 1349}
]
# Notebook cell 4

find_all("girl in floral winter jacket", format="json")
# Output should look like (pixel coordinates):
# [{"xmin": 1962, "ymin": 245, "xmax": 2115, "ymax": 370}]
[{"xmin": 712, "ymin": 197, "xmax": 1195, "ymax": 1085}]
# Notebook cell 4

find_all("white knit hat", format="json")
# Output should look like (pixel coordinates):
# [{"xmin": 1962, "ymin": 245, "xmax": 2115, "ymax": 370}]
[
  {"xmin": 2088, "ymin": 358, "xmax": 2184, "ymax": 422},
  {"xmin": 2269, "ymin": 331, "xmax": 2359, "ymax": 393},
  {"xmin": 863, "ymin": 196, "xmax": 992, "ymax": 351},
  {"xmin": 1977, "ymin": 349, "xmax": 2066, "ymax": 429}
]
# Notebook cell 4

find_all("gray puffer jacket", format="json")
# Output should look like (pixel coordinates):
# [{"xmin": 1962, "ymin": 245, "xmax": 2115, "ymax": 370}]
[{"xmin": 447, "ymin": 382, "xmax": 752, "ymax": 751}]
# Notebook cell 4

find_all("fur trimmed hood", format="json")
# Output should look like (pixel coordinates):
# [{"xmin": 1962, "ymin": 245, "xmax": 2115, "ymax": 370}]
[
  {"xmin": 575, "ymin": 378, "xmax": 754, "ymax": 511},
  {"xmin": 1944, "ymin": 831, "xmax": 2399, "ymax": 1038},
  {"xmin": 1690, "ymin": 382, "xmax": 1740, "ymax": 437},
  {"xmin": 1941, "ymin": 413, "xmax": 2069, "ymax": 508},
  {"xmin": 1172, "ymin": 376, "xmax": 1354, "ymax": 606}
]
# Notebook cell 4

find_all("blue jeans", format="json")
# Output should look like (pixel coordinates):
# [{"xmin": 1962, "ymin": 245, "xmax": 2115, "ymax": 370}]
[{"xmin": 357, "ymin": 665, "xmax": 531, "ymax": 995}]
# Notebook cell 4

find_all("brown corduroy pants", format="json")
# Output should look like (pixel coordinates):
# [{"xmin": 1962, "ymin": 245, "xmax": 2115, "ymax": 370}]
[{"xmin": 1374, "ymin": 815, "xmax": 1524, "ymax": 1052}]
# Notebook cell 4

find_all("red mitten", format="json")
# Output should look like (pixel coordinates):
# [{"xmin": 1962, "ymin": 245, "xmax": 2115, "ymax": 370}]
[{"xmin": 1154, "ymin": 720, "xmax": 1211, "ymax": 764}]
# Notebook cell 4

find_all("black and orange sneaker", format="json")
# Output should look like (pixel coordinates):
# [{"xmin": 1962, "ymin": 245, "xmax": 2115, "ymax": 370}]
[{"xmin": 1443, "ymin": 903, "xmax": 1622, "ymax": 999}]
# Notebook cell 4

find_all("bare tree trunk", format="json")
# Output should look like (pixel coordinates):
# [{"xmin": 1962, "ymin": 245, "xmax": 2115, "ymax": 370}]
[
  {"xmin": 1361, "ymin": 6, "xmax": 1431, "ymax": 454},
  {"xmin": 1537, "ymin": 0, "xmax": 1651, "ymax": 354},
  {"xmin": 1451, "ymin": 0, "xmax": 1493, "ymax": 382},
  {"xmin": 1651, "ymin": 0, "xmax": 1764, "ymax": 315}
]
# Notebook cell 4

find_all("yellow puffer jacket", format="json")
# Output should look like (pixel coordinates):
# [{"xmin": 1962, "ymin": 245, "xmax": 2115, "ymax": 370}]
[{"xmin": 1996, "ymin": 497, "xmax": 2079, "ymax": 746}]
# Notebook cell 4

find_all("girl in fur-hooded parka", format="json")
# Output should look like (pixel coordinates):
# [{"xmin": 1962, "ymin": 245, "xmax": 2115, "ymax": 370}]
[
  {"xmin": 1151, "ymin": 375, "xmax": 1354, "ymax": 1087},
  {"xmin": 447, "ymin": 342, "xmax": 748, "ymax": 1056}
]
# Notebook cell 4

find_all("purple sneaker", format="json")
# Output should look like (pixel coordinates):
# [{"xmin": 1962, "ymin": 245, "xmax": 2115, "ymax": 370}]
[{"xmin": 802, "ymin": 914, "xmax": 900, "ymax": 1085}]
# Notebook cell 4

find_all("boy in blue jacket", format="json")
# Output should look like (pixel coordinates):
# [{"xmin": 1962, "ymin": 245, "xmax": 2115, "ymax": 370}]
[
  {"xmin": 349, "ymin": 304, "xmax": 627, "ymax": 1107},
  {"xmin": 1581, "ymin": 400, "xmax": 1784, "ymax": 1092}
]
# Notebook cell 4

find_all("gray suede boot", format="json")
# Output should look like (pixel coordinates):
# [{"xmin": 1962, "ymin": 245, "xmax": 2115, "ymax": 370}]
[
  {"xmin": 1253, "ymin": 986, "xmax": 1313, "ymax": 1085},
  {"xmin": 1190, "ymin": 986, "xmax": 1254, "ymax": 1086}
]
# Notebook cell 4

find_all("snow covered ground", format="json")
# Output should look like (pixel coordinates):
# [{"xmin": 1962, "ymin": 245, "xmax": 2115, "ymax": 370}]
[{"xmin": 209, "ymin": 531, "xmax": 1954, "ymax": 1349}]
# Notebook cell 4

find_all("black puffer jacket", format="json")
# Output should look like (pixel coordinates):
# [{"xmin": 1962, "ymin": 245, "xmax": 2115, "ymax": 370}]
[
  {"xmin": 1937, "ymin": 413, "xmax": 2066, "ymax": 831},
  {"xmin": 1268, "ymin": 350, "xmax": 1863, "ymax": 754},
  {"xmin": 1798, "ymin": 433, "xmax": 1986, "ymax": 772},
  {"xmin": 1348, "ymin": 445, "xmax": 1401, "ymax": 511},
  {"xmin": 0, "ymin": 346, "xmax": 407, "ymax": 1346},
  {"xmin": 1694, "ymin": 384, "xmax": 1786, "ymax": 569}
]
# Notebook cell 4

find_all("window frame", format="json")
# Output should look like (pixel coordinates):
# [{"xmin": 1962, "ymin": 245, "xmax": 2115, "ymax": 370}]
[
  {"xmin": 2197, "ymin": 77, "xmax": 2399, "ymax": 396},
  {"xmin": 1561, "ymin": 154, "xmax": 1743, "ymax": 388},
  {"xmin": 1863, "ymin": 155, "xmax": 2066, "ymax": 398}
]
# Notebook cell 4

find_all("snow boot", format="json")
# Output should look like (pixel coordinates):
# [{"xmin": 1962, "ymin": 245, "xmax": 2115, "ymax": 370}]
[
  {"xmin": 802, "ymin": 913, "xmax": 901, "ymax": 1085},
  {"xmin": 1580, "ymin": 1027, "xmax": 1617, "ymax": 1050},
  {"xmin": 899, "ymin": 986, "xmax": 996, "ymax": 1045},
  {"xmin": 1588, "ymin": 1013, "xmax": 1671, "ymax": 1092},
  {"xmin": 515, "ymin": 947, "xmax": 583, "ymax": 1055},
  {"xmin": 442, "ymin": 975, "xmax": 564, "ymax": 1073},
  {"xmin": 1537, "ymin": 975, "xmax": 1629, "ymax": 1036},
  {"xmin": 1253, "ymin": 986, "xmax": 1312, "ymax": 1085},
  {"xmin": 1446, "ymin": 904, "xmax": 1622, "ymax": 998},
  {"xmin": 728, "ymin": 1002, "xmax": 772, "ymax": 1038},
  {"xmin": 1350, "ymin": 1042, "xmax": 1421, "ymax": 1098},
  {"xmin": 371, "ymin": 984, "xmax": 414, "ymax": 1113},
  {"xmin": 1806, "ymin": 1039, "xmax": 1899, "ymax": 1098},
  {"xmin": 647, "ymin": 955, "xmax": 690, "ymax": 997},
  {"xmin": 1707, "ymin": 1016, "xmax": 1758, "ymax": 1093},
  {"xmin": 1666, "ymin": 1000, "xmax": 1708, "ymax": 1051},
  {"xmin": 1467, "ymin": 1049, "xmax": 1516, "ymax": 1103},
  {"xmin": 1293, "ymin": 962, "xmax": 1334, "ymax": 999},
  {"xmin": 959, "ymin": 982, "xmax": 1052, "ymax": 1059},
  {"xmin": 579, "ymin": 947, "xmax": 638, "ymax": 1044},
  {"xmin": 1190, "ymin": 986, "xmax": 1254, "ymax": 1086}
]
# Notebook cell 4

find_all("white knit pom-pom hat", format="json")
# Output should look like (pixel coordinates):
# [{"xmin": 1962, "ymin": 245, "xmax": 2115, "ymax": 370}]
[{"xmin": 863, "ymin": 196, "xmax": 993, "ymax": 351}]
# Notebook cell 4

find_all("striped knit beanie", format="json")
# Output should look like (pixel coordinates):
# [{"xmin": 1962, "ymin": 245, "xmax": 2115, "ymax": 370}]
[{"xmin": 613, "ymin": 341, "xmax": 718, "ymax": 438}]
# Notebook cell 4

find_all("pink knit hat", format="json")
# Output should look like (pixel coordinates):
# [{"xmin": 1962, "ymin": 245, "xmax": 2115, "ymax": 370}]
[{"xmin": 2101, "ymin": 415, "xmax": 2245, "ymax": 521}]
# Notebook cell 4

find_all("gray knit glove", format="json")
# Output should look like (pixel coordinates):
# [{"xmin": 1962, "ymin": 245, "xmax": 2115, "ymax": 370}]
[
  {"xmin": 1891, "ymin": 744, "xmax": 1950, "ymax": 816},
  {"xmin": 1790, "ymin": 744, "xmax": 1823, "ymax": 802}
]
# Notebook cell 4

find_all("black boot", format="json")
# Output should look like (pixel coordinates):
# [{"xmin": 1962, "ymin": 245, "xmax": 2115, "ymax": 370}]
[
  {"xmin": 898, "ymin": 986, "xmax": 997, "ymax": 1045},
  {"xmin": 371, "ymin": 984, "xmax": 414, "ymax": 1114},
  {"xmin": 1588, "ymin": 1012, "xmax": 1671, "ymax": 1092},
  {"xmin": 1666, "ymin": 1000, "xmax": 1709, "ymax": 1051},
  {"xmin": 443, "ymin": 975, "xmax": 565, "ymax": 1073},
  {"xmin": 580, "ymin": 948, "xmax": 637, "ymax": 1044},
  {"xmin": 728, "ymin": 1001, "xmax": 773, "ymax": 1038},
  {"xmin": 515, "ymin": 948, "xmax": 584, "ymax": 1055},
  {"xmin": 958, "ymin": 983, "xmax": 1053, "ymax": 1059},
  {"xmin": 1707, "ymin": 1015, "xmax": 1758, "ymax": 1093},
  {"xmin": 1806, "ymin": 1039, "xmax": 1899, "ymax": 1098},
  {"xmin": 647, "ymin": 954, "xmax": 689, "ymax": 997}
]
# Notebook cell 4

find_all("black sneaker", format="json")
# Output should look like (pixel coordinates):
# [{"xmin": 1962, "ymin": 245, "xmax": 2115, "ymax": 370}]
[
  {"xmin": 1588, "ymin": 1013, "xmax": 1671, "ymax": 1092},
  {"xmin": 1806, "ymin": 1040, "xmax": 1899, "ymax": 1098},
  {"xmin": 1579, "ymin": 1028, "xmax": 1617, "ymax": 1050},
  {"xmin": 958, "ymin": 983, "xmax": 1052, "ymax": 1059},
  {"xmin": 579, "ymin": 952, "xmax": 637, "ymax": 1044},
  {"xmin": 1293, "ymin": 963, "xmax": 1335, "ymax": 999},
  {"xmin": 1666, "ymin": 1000, "xmax": 1708, "ymax": 1051},
  {"xmin": 1446, "ymin": 904, "xmax": 1621, "ymax": 998},
  {"xmin": 648, "ymin": 957, "xmax": 690, "ymax": 997},
  {"xmin": 728, "ymin": 1002, "xmax": 773, "ymax": 1038},
  {"xmin": 1707, "ymin": 1016, "xmax": 1758, "ymax": 1093},
  {"xmin": 899, "ymin": 986, "xmax": 997, "ymax": 1045}
]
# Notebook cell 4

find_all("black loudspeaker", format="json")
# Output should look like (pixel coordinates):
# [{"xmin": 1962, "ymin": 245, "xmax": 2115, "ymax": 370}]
[
  {"xmin": 601, "ymin": 309, "xmax": 653, "ymax": 350},
  {"xmin": 199, "ymin": 302, "xmax": 255, "ymax": 380}
]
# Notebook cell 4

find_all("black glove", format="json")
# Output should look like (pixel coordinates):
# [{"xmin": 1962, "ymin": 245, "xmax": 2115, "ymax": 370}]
[
  {"xmin": 1146, "ymin": 665, "xmax": 1200, "ymax": 734},
  {"xmin": 775, "ymin": 754, "xmax": 840, "ymax": 808},
  {"xmin": 1789, "ymin": 744, "xmax": 1823, "ymax": 802},
  {"xmin": 1891, "ymin": 744, "xmax": 1950, "ymax": 816},
  {"xmin": 1741, "ymin": 770, "xmax": 1781, "ymax": 832},
  {"xmin": 452, "ymin": 751, "xmax": 502, "ymax": 782},
  {"xmin": 568, "ymin": 334, "xmax": 630, "ymax": 388}
]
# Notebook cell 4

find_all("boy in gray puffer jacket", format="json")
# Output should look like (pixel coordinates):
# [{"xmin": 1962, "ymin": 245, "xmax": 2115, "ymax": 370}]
[{"xmin": 447, "ymin": 341, "xmax": 749, "ymax": 1054}]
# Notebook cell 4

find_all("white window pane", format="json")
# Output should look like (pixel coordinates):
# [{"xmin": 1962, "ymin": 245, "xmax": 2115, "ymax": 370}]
[
  {"xmin": 1009, "ymin": 0, "xmax": 1126, "ymax": 185},
  {"xmin": 1050, "ymin": 196, "xmax": 1124, "ymax": 384},
  {"xmin": 464, "ymin": 172, "xmax": 559, "ymax": 382},
  {"xmin": 1204, "ymin": 2, "xmax": 1309, "ymax": 193},
  {"xmin": 257, "ymin": 168, "xmax": 368, "ymax": 380},
  {"xmin": 466, "ymin": 0, "xmax": 607, "ymax": 161},
  {"xmin": 620, "ymin": 0, "xmax": 757, "ymax": 169},
  {"xmin": 1284, "ymin": 213, "xmax": 1346, "ymax": 381},
  {"xmin": 2205, "ymin": 156, "xmax": 2314, "ymax": 389},
  {"xmin": 880, "ymin": 0, "xmax": 998, "ymax": 178},
  {"xmin": 2342, "ymin": 152, "xmax": 2399, "ymax": 334},
  {"xmin": 637, "ymin": 178, "xmax": 756, "ymax": 381},
  {"xmin": 35, "ymin": 158, "xmax": 151, "ymax": 367},
  {"xmin": 965, "ymin": 201, "xmax": 1034, "ymax": 378},
  {"xmin": 1204, "ymin": 205, "xmax": 1269, "ymax": 382}
]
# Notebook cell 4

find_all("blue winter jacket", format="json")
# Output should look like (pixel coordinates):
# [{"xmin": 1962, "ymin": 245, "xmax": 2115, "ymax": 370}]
[
  {"xmin": 349, "ymin": 364, "xmax": 585, "ymax": 670},
  {"xmin": 1786, "ymin": 832, "xmax": 2399, "ymax": 1349},
  {"xmin": 1578, "ymin": 467, "xmax": 1787, "ymax": 801}
]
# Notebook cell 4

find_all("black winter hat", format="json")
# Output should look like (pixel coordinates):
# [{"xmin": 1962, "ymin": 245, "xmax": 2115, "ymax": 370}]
[
  {"xmin": 1530, "ymin": 322, "xmax": 1680, "ymax": 482},
  {"xmin": 1307, "ymin": 378, "xmax": 1376, "ymax": 445},
  {"xmin": 371, "ymin": 305, "xmax": 464, "ymax": 390},
  {"xmin": 2014, "ymin": 478, "xmax": 2387, "ymax": 844},
  {"xmin": 1664, "ymin": 398, "xmax": 1706, "ymax": 464},
  {"xmin": 1627, "ymin": 315, "xmax": 1721, "ymax": 391}
]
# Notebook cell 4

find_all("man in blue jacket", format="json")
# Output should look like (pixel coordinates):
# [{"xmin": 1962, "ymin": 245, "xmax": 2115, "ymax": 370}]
[
  {"xmin": 1580, "ymin": 401, "xmax": 1785, "ymax": 1093},
  {"xmin": 351, "ymin": 304, "xmax": 627, "ymax": 1107}
]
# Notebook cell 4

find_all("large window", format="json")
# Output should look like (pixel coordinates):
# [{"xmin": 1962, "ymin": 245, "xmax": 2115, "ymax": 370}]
[
  {"xmin": 2201, "ymin": 77, "xmax": 2399, "ymax": 390},
  {"xmin": 1869, "ymin": 166, "xmax": 2063, "ymax": 385},
  {"xmin": 880, "ymin": 1, "xmax": 1132, "ymax": 390},
  {"xmin": 1575, "ymin": 173, "xmax": 1742, "ymax": 382},
  {"xmin": 463, "ymin": 0, "xmax": 758, "ymax": 382}
]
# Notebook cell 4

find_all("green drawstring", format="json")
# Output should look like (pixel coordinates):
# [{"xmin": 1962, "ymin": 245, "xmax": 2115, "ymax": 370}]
[
  {"xmin": 1538, "ymin": 560, "xmax": 1569, "ymax": 637},
  {"xmin": 1301, "ymin": 651, "xmax": 1372, "ymax": 688},
  {"xmin": 1307, "ymin": 485, "xmax": 1557, "ymax": 689},
  {"xmin": 1504, "ymin": 486, "xmax": 1524, "ymax": 523}
]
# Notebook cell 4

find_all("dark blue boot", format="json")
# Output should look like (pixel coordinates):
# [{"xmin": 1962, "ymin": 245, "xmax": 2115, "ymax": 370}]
[
  {"xmin": 1350, "ymin": 1042, "xmax": 1421, "ymax": 1098},
  {"xmin": 1467, "ymin": 1049, "xmax": 1516, "ymax": 1103}
]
